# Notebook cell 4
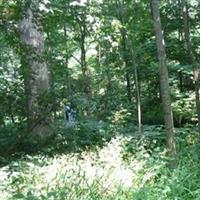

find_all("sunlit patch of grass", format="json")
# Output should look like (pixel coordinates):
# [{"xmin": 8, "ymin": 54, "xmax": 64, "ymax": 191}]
[{"xmin": 0, "ymin": 130, "xmax": 200, "ymax": 200}]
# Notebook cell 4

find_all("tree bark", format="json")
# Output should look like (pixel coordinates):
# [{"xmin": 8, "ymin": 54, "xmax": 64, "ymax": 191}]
[
  {"xmin": 151, "ymin": 0, "xmax": 177, "ymax": 167},
  {"xmin": 19, "ymin": 1, "xmax": 51, "ymax": 137},
  {"xmin": 181, "ymin": 0, "xmax": 200, "ymax": 133},
  {"xmin": 47, "ymin": 32, "xmax": 56, "ymax": 119},
  {"xmin": 117, "ymin": 0, "xmax": 142, "ymax": 132},
  {"xmin": 63, "ymin": 24, "xmax": 70, "ymax": 98},
  {"xmin": 126, "ymin": 38, "xmax": 142, "ymax": 134},
  {"xmin": 120, "ymin": 27, "xmax": 132, "ymax": 103},
  {"xmin": 79, "ymin": 14, "xmax": 91, "ymax": 99},
  {"xmin": 117, "ymin": 0, "xmax": 132, "ymax": 103}
]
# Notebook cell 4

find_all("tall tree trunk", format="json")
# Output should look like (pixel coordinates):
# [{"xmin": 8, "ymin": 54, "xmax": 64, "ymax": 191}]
[
  {"xmin": 19, "ymin": 1, "xmax": 51, "ymax": 136},
  {"xmin": 181, "ymin": 0, "xmax": 200, "ymax": 133},
  {"xmin": 117, "ymin": 0, "xmax": 132, "ymax": 103},
  {"xmin": 179, "ymin": 71, "xmax": 183, "ymax": 93},
  {"xmin": 120, "ymin": 27, "xmax": 132, "ymax": 103},
  {"xmin": 116, "ymin": 0, "xmax": 142, "ymax": 132},
  {"xmin": 79, "ymin": 15, "xmax": 91, "ymax": 99},
  {"xmin": 134, "ymin": 64, "xmax": 142, "ymax": 134},
  {"xmin": 105, "ymin": 68, "xmax": 113, "ymax": 114},
  {"xmin": 128, "ymin": 39, "xmax": 142, "ymax": 134},
  {"xmin": 63, "ymin": 24, "xmax": 70, "ymax": 98},
  {"xmin": 78, "ymin": 14, "xmax": 92, "ymax": 116},
  {"xmin": 125, "ymin": 70, "xmax": 132, "ymax": 103},
  {"xmin": 47, "ymin": 33, "xmax": 56, "ymax": 119},
  {"xmin": 151, "ymin": 0, "xmax": 177, "ymax": 167}
]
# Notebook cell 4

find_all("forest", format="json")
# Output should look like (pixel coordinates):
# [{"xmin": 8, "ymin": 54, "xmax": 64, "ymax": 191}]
[{"xmin": 0, "ymin": 0, "xmax": 200, "ymax": 199}]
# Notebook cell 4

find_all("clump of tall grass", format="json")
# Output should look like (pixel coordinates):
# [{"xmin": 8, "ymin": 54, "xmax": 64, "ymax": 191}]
[{"xmin": 1, "ymin": 128, "xmax": 200, "ymax": 200}]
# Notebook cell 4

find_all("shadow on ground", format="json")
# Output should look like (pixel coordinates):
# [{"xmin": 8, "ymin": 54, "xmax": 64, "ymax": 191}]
[{"xmin": 0, "ymin": 119, "xmax": 116, "ymax": 167}]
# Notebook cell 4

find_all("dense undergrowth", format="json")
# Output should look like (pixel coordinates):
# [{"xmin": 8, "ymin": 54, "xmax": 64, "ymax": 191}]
[{"xmin": 0, "ymin": 120, "xmax": 200, "ymax": 200}]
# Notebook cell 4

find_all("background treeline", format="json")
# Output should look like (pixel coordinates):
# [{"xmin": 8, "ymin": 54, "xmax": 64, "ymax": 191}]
[
  {"xmin": 1, "ymin": 0, "xmax": 200, "ymax": 199},
  {"xmin": 0, "ymin": 0, "xmax": 200, "ymax": 160}
]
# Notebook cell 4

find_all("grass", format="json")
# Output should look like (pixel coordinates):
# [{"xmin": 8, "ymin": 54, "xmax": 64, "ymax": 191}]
[{"xmin": 0, "ymin": 122, "xmax": 200, "ymax": 200}]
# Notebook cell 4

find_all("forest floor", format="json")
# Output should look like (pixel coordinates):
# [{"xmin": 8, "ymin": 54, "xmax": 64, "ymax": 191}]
[{"xmin": 0, "ymin": 122, "xmax": 200, "ymax": 200}]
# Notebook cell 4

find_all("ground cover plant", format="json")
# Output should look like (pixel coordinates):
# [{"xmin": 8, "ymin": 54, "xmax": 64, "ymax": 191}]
[
  {"xmin": 1, "ymin": 0, "xmax": 200, "ymax": 199},
  {"xmin": 0, "ymin": 123, "xmax": 200, "ymax": 200}
]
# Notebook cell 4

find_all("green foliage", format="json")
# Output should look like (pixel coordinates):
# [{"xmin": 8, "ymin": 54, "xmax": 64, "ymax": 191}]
[
  {"xmin": 0, "ymin": 127, "xmax": 200, "ymax": 200},
  {"xmin": 1, "ymin": 0, "xmax": 200, "ymax": 199},
  {"xmin": 0, "ymin": 118, "xmax": 113, "ymax": 159},
  {"xmin": 172, "ymin": 92, "xmax": 196, "ymax": 126},
  {"xmin": 1, "ymin": 0, "xmax": 199, "ymax": 129},
  {"xmin": 51, "ymin": 118, "xmax": 113, "ymax": 153}
]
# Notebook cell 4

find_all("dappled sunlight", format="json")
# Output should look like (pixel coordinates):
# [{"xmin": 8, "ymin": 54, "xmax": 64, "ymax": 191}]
[
  {"xmin": 0, "ymin": 128, "xmax": 200, "ymax": 199},
  {"xmin": 79, "ymin": 136, "xmax": 135, "ymax": 189},
  {"xmin": 1, "ymin": 0, "xmax": 200, "ymax": 199},
  {"xmin": 0, "ymin": 135, "xmax": 169, "ymax": 199},
  {"xmin": 111, "ymin": 108, "xmax": 132, "ymax": 125}
]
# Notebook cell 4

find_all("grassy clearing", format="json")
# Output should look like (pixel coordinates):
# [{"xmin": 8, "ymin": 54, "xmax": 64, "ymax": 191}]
[{"xmin": 0, "ymin": 123, "xmax": 200, "ymax": 200}]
